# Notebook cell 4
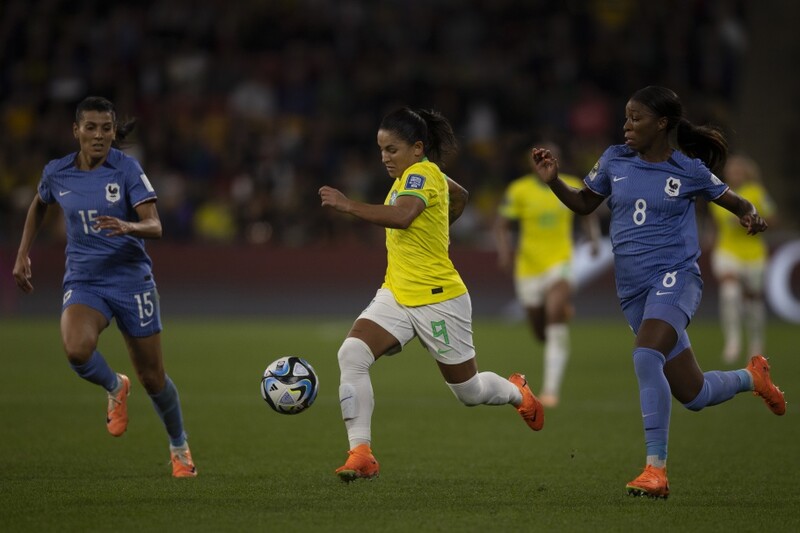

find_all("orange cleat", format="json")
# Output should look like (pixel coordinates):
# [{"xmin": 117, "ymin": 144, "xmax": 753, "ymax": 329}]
[
  {"xmin": 335, "ymin": 444, "xmax": 379, "ymax": 482},
  {"xmin": 509, "ymin": 373, "xmax": 544, "ymax": 431},
  {"xmin": 170, "ymin": 446, "xmax": 197, "ymax": 478},
  {"xmin": 106, "ymin": 374, "xmax": 130, "ymax": 437},
  {"xmin": 626, "ymin": 465, "xmax": 670, "ymax": 499},
  {"xmin": 747, "ymin": 355, "xmax": 786, "ymax": 416}
]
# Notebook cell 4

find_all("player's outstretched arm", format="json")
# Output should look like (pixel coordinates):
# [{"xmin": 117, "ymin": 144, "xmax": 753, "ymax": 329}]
[
  {"xmin": 530, "ymin": 147, "xmax": 604, "ymax": 215},
  {"xmin": 319, "ymin": 185, "xmax": 425, "ymax": 229},
  {"xmin": 712, "ymin": 189, "xmax": 768, "ymax": 235}
]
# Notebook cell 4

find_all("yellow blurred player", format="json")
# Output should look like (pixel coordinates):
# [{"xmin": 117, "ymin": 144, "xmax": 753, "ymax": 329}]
[
  {"xmin": 708, "ymin": 155, "xmax": 777, "ymax": 363},
  {"xmin": 494, "ymin": 143, "xmax": 600, "ymax": 407}
]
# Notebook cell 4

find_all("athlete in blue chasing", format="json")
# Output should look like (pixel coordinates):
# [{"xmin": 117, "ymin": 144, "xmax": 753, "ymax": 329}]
[
  {"xmin": 530, "ymin": 86, "xmax": 785, "ymax": 499},
  {"xmin": 12, "ymin": 96, "xmax": 197, "ymax": 478}
]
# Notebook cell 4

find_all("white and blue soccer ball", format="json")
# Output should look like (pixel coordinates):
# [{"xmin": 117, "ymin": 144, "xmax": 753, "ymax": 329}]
[{"xmin": 260, "ymin": 356, "xmax": 319, "ymax": 415}]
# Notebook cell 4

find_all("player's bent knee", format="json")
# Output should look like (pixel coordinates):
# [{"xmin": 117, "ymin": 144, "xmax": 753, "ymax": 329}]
[
  {"xmin": 138, "ymin": 371, "xmax": 165, "ymax": 395},
  {"xmin": 682, "ymin": 381, "xmax": 710, "ymax": 412},
  {"xmin": 63, "ymin": 344, "xmax": 95, "ymax": 365},
  {"xmin": 447, "ymin": 374, "xmax": 483, "ymax": 406},
  {"xmin": 338, "ymin": 337, "xmax": 374, "ymax": 373}
]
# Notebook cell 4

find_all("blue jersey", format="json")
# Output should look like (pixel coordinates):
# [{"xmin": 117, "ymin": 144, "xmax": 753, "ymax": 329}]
[
  {"xmin": 584, "ymin": 145, "xmax": 728, "ymax": 298},
  {"xmin": 38, "ymin": 148, "xmax": 158, "ymax": 287}
]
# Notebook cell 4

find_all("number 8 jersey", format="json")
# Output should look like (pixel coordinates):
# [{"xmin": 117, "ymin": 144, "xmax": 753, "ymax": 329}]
[
  {"xmin": 38, "ymin": 148, "xmax": 157, "ymax": 287},
  {"xmin": 584, "ymin": 145, "xmax": 728, "ymax": 298}
]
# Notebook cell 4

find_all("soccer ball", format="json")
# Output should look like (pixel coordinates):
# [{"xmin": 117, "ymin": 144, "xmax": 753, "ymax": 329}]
[{"xmin": 260, "ymin": 356, "xmax": 319, "ymax": 415}]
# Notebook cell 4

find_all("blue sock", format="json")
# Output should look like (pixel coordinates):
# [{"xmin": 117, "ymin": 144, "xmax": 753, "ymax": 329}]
[
  {"xmin": 683, "ymin": 369, "xmax": 752, "ymax": 411},
  {"xmin": 632, "ymin": 347, "xmax": 671, "ymax": 461},
  {"xmin": 149, "ymin": 376, "xmax": 187, "ymax": 447},
  {"xmin": 70, "ymin": 351, "xmax": 118, "ymax": 392}
]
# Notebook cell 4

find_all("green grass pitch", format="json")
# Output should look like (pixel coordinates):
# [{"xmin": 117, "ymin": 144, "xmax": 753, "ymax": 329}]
[{"xmin": 1, "ymin": 318, "xmax": 798, "ymax": 531}]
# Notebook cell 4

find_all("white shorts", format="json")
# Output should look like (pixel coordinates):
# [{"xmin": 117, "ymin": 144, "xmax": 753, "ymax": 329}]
[
  {"xmin": 514, "ymin": 262, "xmax": 573, "ymax": 307},
  {"xmin": 711, "ymin": 250, "xmax": 765, "ymax": 292},
  {"xmin": 357, "ymin": 288, "xmax": 475, "ymax": 364}
]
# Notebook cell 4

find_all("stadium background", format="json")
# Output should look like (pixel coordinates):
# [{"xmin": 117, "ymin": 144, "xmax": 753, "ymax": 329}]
[
  {"xmin": 3, "ymin": 6, "xmax": 799, "ymax": 530},
  {"xmin": 1, "ymin": 0, "xmax": 799, "ymax": 320}
]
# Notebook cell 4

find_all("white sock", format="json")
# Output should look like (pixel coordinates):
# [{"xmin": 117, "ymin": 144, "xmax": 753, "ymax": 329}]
[
  {"xmin": 542, "ymin": 323, "xmax": 569, "ymax": 397},
  {"xmin": 170, "ymin": 441, "xmax": 189, "ymax": 453},
  {"xmin": 109, "ymin": 373, "xmax": 123, "ymax": 395},
  {"xmin": 338, "ymin": 337, "xmax": 375, "ymax": 449},
  {"xmin": 719, "ymin": 281, "xmax": 742, "ymax": 357},
  {"xmin": 447, "ymin": 372, "xmax": 521, "ymax": 406},
  {"xmin": 745, "ymin": 299, "xmax": 766, "ymax": 355},
  {"xmin": 646, "ymin": 455, "xmax": 666, "ymax": 469}
]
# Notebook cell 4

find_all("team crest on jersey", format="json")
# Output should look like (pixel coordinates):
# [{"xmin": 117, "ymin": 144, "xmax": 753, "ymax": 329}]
[
  {"xmin": 665, "ymin": 177, "xmax": 681, "ymax": 197},
  {"xmin": 588, "ymin": 160, "xmax": 600, "ymax": 181},
  {"xmin": 105, "ymin": 183, "xmax": 121, "ymax": 203},
  {"xmin": 405, "ymin": 174, "xmax": 425, "ymax": 190}
]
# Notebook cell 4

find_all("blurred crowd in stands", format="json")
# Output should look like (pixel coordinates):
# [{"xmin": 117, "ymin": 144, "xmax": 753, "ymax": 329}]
[{"xmin": 1, "ymin": 0, "xmax": 749, "ymax": 247}]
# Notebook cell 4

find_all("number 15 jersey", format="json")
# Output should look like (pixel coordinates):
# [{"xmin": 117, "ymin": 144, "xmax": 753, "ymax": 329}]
[{"xmin": 38, "ymin": 148, "xmax": 158, "ymax": 287}]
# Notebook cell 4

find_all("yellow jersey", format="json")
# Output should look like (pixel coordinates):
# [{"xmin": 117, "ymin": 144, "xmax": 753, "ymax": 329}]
[
  {"xmin": 710, "ymin": 181, "xmax": 775, "ymax": 261},
  {"xmin": 381, "ymin": 160, "xmax": 467, "ymax": 306},
  {"xmin": 499, "ymin": 173, "xmax": 583, "ymax": 277}
]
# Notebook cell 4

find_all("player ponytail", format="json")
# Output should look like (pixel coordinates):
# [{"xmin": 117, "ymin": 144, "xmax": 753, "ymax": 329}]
[
  {"xmin": 416, "ymin": 108, "xmax": 458, "ymax": 167},
  {"xmin": 675, "ymin": 118, "xmax": 728, "ymax": 173},
  {"xmin": 75, "ymin": 96, "xmax": 137, "ymax": 147},
  {"xmin": 380, "ymin": 107, "xmax": 458, "ymax": 167},
  {"xmin": 631, "ymin": 86, "xmax": 728, "ymax": 172}
]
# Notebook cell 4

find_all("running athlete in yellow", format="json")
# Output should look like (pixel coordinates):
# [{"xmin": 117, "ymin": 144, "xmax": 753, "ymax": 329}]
[
  {"xmin": 708, "ymin": 155, "xmax": 777, "ymax": 363},
  {"xmin": 494, "ymin": 143, "xmax": 600, "ymax": 407},
  {"xmin": 319, "ymin": 107, "xmax": 544, "ymax": 482}
]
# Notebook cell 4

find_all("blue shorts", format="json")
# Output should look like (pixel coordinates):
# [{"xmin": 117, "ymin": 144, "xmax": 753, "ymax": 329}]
[
  {"xmin": 62, "ymin": 281, "xmax": 163, "ymax": 337},
  {"xmin": 620, "ymin": 270, "xmax": 703, "ymax": 361}
]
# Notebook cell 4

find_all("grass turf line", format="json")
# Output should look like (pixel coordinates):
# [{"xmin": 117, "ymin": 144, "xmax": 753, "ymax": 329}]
[{"xmin": 0, "ymin": 318, "xmax": 798, "ymax": 531}]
